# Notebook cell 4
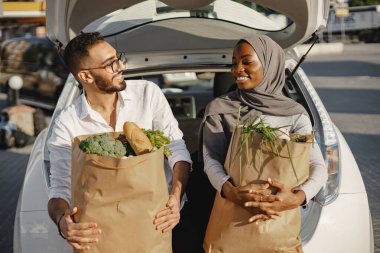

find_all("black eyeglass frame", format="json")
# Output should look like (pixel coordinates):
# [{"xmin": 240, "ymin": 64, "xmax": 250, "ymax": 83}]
[{"xmin": 81, "ymin": 52, "xmax": 127, "ymax": 74}]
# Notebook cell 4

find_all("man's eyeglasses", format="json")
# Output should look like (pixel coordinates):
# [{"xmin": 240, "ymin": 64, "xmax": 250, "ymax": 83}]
[{"xmin": 82, "ymin": 52, "xmax": 127, "ymax": 74}]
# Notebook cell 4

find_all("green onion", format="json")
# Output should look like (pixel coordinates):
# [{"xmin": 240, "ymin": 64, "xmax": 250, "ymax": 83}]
[{"xmin": 233, "ymin": 117, "xmax": 314, "ymax": 185}]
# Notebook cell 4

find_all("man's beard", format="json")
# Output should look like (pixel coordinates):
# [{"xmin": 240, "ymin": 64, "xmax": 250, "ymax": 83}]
[{"xmin": 94, "ymin": 71, "xmax": 126, "ymax": 93}]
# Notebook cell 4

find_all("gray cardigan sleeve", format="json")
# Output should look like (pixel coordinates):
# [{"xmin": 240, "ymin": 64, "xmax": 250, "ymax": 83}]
[
  {"xmin": 292, "ymin": 114, "xmax": 328, "ymax": 203},
  {"xmin": 202, "ymin": 114, "xmax": 231, "ymax": 194}
]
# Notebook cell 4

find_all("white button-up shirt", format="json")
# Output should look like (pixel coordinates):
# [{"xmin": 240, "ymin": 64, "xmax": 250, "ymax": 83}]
[{"xmin": 48, "ymin": 80, "xmax": 192, "ymax": 206}]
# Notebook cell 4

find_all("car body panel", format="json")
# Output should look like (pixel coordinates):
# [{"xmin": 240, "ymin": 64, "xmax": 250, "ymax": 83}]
[
  {"xmin": 14, "ymin": 210, "xmax": 71, "ymax": 253},
  {"xmin": 303, "ymin": 193, "xmax": 372, "ymax": 253},
  {"xmin": 46, "ymin": 0, "xmax": 329, "ymax": 50},
  {"xmin": 13, "ymin": 129, "xmax": 70, "ymax": 252},
  {"xmin": 15, "ymin": 129, "xmax": 49, "ymax": 212},
  {"xmin": 334, "ymin": 127, "xmax": 367, "ymax": 194}
]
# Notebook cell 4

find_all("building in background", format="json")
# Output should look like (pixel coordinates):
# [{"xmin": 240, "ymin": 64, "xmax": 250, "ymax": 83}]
[
  {"xmin": 324, "ymin": 4, "xmax": 380, "ymax": 42},
  {"xmin": 0, "ymin": 0, "xmax": 46, "ymax": 42},
  {"xmin": 0, "ymin": 1, "xmax": 69, "ymax": 112}
]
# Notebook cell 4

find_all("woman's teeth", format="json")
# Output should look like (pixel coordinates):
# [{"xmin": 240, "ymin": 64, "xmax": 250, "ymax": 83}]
[{"xmin": 236, "ymin": 76, "xmax": 249, "ymax": 81}]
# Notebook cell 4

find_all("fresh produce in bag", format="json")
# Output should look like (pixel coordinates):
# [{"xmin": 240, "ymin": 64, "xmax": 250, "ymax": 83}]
[
  {"xmin": 72, "ymin": 121, "xmax": 172, "ymax": 253},
  {"xmin": 78, "ymin": 121, "xmax": 171, "ymax": 158},
  {"xmin": 204, "ymin": 117, "xmax": 315, "ymax": 253}
]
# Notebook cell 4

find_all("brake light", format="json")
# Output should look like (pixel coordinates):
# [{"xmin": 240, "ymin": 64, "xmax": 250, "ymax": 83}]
[
  {"xmin": 290, "ymin": 64, "xmax": 341, "ymax": 206},
  {"xmin": 316, "ymin": 145, "xmax": 340, "ymax": 205}
]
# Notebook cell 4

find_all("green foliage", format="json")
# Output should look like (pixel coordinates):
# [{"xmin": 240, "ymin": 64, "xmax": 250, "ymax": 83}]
[
  {"xmin": 79, "ymin": 133, "xmax": 126, "ymax": 158},
  {"xmin": 235, "ymin": 118, "xmax": 307, "ymax": 185},
  {"xmin": 290, "ymin": 132, "xmax": 315, "ymax": 143},
  {"xmin": 143, "ymin": 129, "xmax": 172, "ymax": 157},
  {"xmin": 349, "ymin": 0, "xmax": 380, "ymax": 7},
  {"xmin": 241, "ymin": 118, "xmax": 286, "ymax": 147}
]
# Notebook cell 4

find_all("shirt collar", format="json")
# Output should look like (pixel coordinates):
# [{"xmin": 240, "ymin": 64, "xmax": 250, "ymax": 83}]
[
  {"xmin": 79, "ymin": 91, "xmax": 91, "ymax": 120},
  {"xmin": 78, "ymin": 89, "xmax": 130, "ymax": 120},
  {"xmin": 119, "ymin": 88, "xmax": 130, "ymax": 103}
]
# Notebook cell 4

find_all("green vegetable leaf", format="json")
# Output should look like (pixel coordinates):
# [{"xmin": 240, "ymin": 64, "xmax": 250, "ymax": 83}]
[{"xmin": 143, "ymin": 129, "xmax": 172, "ymax": 157}]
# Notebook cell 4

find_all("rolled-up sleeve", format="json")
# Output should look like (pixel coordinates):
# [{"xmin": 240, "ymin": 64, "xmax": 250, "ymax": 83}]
[
  {"xmin": 167, "ymin": 139, "xmax": 192, "ymax": 170},
  {"xmin": 47, "ymin": 119, "xmax": 73, "ymax": 205}
]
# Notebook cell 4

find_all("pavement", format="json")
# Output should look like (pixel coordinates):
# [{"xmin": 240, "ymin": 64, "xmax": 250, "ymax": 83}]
[
  {"xmin": 0, "ymin": 93, "xmax": 35, "ymax": 252},
  {"xmin": 0, "ymin": 147, "xmax": 31, "ymax": 253}
]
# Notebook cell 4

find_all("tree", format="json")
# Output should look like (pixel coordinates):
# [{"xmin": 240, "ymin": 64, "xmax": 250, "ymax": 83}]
[{"xmin": 349, "ymin": 0, "xmax": 380, "ymax": 6}]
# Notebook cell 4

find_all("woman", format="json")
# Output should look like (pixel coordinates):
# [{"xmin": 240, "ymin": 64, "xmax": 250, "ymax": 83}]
[{"xmin": 201, "ymin": 34, "xmax": 327, "ymax": 252}]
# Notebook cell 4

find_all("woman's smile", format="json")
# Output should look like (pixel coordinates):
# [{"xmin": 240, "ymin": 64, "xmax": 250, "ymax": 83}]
[{"xmin": 231, "ymin": 41, "xmax": 264, "ymax": 90}]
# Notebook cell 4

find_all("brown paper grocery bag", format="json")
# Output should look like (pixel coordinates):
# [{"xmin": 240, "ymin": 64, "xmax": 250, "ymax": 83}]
[
  {"xmin": 71, "ymin": 132, "xmax": 172, "ymax": 253},
  {"xmin": 204, "ymin": 126, "xmax": 311, "ymax": 253}
]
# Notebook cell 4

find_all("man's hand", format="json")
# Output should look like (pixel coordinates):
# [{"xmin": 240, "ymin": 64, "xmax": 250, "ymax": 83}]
[
  {"xmin": 153, "ymin": 195, "xmax": 180, "ymax": 233},
  {"xmin": 60, "ymin": 207, "xmax": 102, "ymax": 250}
]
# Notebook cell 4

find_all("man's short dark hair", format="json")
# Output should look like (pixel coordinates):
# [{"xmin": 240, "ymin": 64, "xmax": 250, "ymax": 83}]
[{"xmin": 63, "ymin": 32, "xmax": 105, "ymax": 74}]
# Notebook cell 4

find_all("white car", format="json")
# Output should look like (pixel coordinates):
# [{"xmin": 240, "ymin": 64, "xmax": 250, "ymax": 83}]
[{"xmin": 14, "ymin": 0, "xmax": 374, "ymax": 252}]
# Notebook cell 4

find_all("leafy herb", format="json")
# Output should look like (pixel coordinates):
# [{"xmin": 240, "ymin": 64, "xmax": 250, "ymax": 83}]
[
  {"xmin": 234, "ymin": 117, "xmax": 314, "ymax": 185},
  {"xmin": 118, "ymin": 129, "xmax": 172, "ymax": 157},
  {"xmin": 236, "ymin": 117, "xmax": 289, "ymax": 161},
  {"xmin": 143, "ymin": 129, "xmax": 172, "ymax": 157},
  {"xmin": 290, "ymin": 131, "xmax": 315, "ymax": 143}
]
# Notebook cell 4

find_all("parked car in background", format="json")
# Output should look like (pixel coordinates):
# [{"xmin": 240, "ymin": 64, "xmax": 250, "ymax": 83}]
[
  {"xmin": 0, "ymin": 35, "xmax": 69, "ymax": 111},
  {"xmin": 13, "ymin": 0, "xmax": 374, "ymax": 253}
]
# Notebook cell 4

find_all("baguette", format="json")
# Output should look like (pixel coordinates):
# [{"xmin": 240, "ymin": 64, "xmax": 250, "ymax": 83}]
[{"xmin": 123, "ymin": 121, "xmax": 153, "ymax": 155}]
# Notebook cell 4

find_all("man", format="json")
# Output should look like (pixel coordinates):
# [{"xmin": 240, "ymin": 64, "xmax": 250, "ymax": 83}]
[{"xmin": 47, "ymin": 32, "xmax": 191, "ymax": 251}]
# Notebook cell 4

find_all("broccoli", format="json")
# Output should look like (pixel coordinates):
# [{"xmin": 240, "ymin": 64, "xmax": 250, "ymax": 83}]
[{"xmin": 79, "ymin": 133, "xmax": 126, "ymax": 158}]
